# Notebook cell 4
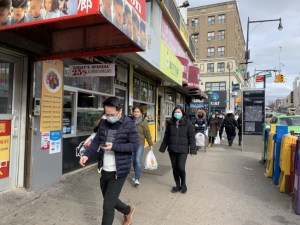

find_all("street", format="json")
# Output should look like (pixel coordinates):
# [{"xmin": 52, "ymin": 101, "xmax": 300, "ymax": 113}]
[{"xmin": 0, "ymin": 139, "xmax": 299, "ymax": 225}]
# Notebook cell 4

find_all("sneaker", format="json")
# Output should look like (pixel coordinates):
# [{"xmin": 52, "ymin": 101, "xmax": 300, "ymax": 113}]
[
  {"xmin": 134, "ymin": 180, "xmax": 140, "ymax": 186},
  {"xmin": 171, "ymin": 186, "xmax": 181, "ymax": 193},
  {"xmin": 123, "ymin": 205, "xmax": 135, "ymax": 225},
  {"xmin": 132, "ymin": 177, "xmax": 135, "ymax": 182},
  {"xmin": 181, "ymin": 185, "xmax": 187, "ymax": 194}
]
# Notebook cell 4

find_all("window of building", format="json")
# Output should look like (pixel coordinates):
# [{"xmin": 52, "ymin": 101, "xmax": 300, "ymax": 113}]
[
  {"xmin": 218, "ymin": 46, "xmax": 225, "ymax": 56},
  {"xmin": 208, "ymin": 16, "xmax": 215, "ymax": 25},
  {"xmin": 207, "ymin": 63, "xmax": 214, "ymax": 72},
  {"xmin": 207, "ymin": 31, "xmax": 215, "ymax": 41},
  {"xmin": 191, "ymin": 33, "xmax": 199, "ymax": 43},
  {"xmin": 218, "ymin": 30, "xmax": 225, "ymax": 40},
  {"xmin": 191, "ymin": 18, "xmax": 198, "ymax": 28},
  {"xmin": 205, "ymin": 82, "xmax": 226, "ymax": 91},
  {"xmin": 217, "ymin": 62, "xmax": 225, "ymax": 72},
  {"xmin": 207, "ymin": 47, "xmax": 214, "ymax": 57},
  {"xmin": 218, "ymin": 14, "xmax": 225, "ymax": 23}
]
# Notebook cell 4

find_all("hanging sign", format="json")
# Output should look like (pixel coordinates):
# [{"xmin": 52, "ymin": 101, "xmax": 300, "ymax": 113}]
[
  {"xmin": 256, "ymin": 75, "xmax": 264, "ymax": 82},
  {"xmin": 68, "ymin": 64, "xmax": 115, "ymax": 77}
]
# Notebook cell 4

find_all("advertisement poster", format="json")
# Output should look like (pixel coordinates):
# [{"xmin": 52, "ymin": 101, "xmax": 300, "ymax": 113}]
[
  {"xmin": 49, "ymin": 131, "xmax": 61, "ymax": 154},
  {"xmin": 0, "ymin": 120, "xmax": 11, "ymax": 179},
  {"xmin": 99, "ymin": 0, "xmax": 146, "ymax": 49},
  {"xmin": 40, "ymin": 60, "xmax": 63, "ymax": 132},
  {"xmin": 68, "ymin": 64, "xmax": 115, "ymax": 77},
  {"xmin": 41, "ymin": 132, "xmax": 50, "ymax": 150}
]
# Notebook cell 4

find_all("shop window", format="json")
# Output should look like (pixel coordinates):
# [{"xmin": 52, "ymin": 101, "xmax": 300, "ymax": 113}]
[
  {"xmin": 0, "ymin": 62, "xmax": 13, "ymax": 114},
  {"xmin": 165, "ymin": 102, "xmax": 174, "ymax": 118},
  {"xmin": 165, "ymin": 89, "xmax": 174, "ymax": 102},
  {"xmin": 141, "ymin": 79, "xmax": 148, "ymax": 102},
  {"xmin": 148, "ymin": 83, "xmax": 155, "ymax": 103},
  {"xmin": 133, "ymin": 74, "xmax": 155, "ymax": 104},
  {"xmin": 133, "ymin": 76, "xmax": 140, "ymax": 100},
  {"xmin": 63, "ymin": 90, "xmax": 75, "ymax": 135}
]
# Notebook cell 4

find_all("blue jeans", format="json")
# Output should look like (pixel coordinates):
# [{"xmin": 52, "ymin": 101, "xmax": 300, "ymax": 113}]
[{"xmin": 133, "ymin": 145, "xmax": 144, "ymax": 180}]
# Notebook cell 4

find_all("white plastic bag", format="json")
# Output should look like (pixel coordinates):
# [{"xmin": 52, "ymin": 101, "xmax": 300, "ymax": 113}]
[
  {"xmin": 215, "ymin": 135, "xmax": 221, "ymax": 145},
  {"xmin": 144, "ymin": 150, "xmax": 158, "ymax": 170},
  {"xmin": 195, "ymin": 133, "xmax": 205, "ymax": 147}
]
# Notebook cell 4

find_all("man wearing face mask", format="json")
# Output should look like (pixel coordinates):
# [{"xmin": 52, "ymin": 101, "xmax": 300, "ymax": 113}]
[
  {"xmin": 79, "ymin": 97, "xmax": 139, "ymax": 225},
  {"xmin": 159, "ymin": 106, "xmax": 196, "ymax": 194}
]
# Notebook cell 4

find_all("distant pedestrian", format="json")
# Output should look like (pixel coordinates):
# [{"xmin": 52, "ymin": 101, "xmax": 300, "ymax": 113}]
[
  {"xmin": 217, "ymin": 113, "xmax": 224, "ymax": 139},
  {"xmin": 207, "ymin": 113, "xmax": 220, "ymax": 148},
  {"xmin": 131, "ymin": 105, "xmax": 154, "ymax": 186},
  {"xmin": 79, "ymin": 97, "xmax": 139, "ymax": 225},
  {"xmin": 159, "ymin": 107, "xmax": 197, "ymax": 194},
  {"xmin": 237, "ymin": 113, "xmax": 242, "ymax": 146},
  {"xmin": 221, "ymin": 110, "xmax": 238, "ymax": 146},
  {"xmin": 193, "ymin": 109, "xmax": 206, "ymax": 134}
]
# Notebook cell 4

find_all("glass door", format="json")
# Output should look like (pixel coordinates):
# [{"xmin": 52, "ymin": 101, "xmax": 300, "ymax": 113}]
[{"xmin": 0, "ymin": 52, "xmax": 24, "ymax": 191}]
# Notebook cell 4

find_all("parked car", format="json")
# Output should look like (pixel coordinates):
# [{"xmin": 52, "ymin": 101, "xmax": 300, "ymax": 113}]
[{"xmin": 269, "ymin": 114, "xmax": 300, "ymax": 133}]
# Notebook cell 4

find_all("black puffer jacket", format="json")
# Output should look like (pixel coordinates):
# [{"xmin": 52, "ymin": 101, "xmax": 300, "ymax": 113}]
[
  {"xmin": 84, "ymin": 115, "xmax": 139, "ymax": 178},
  {"xmin": 159, "ymin": 117, "xmax": 197, "ymax": 154}
]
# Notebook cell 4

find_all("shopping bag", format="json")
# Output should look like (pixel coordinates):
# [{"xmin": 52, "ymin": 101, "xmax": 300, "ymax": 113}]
[
  {"xmin": 204, "ymin": 129, "xmax": 208, "ymax": 136},
  {"xmin": 215, "ymin": 135, "xmax": 221, "ymax": 145},
  {"xmin": 144, "ymin": 150, "xmax": 158, "ymax": 170},
  {"xmin": 195, "ymin": 133, "xmax": 205, "ymax": 147}
]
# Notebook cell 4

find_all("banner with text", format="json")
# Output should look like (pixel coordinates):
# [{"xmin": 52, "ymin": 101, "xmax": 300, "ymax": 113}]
[
  {"xmin": 68, "ymin": 64, "xmax": 115, "ymax": 77},
  {"xmin": 40, "ymin": 60, "xmax": 63, "ymax": 132},
  {"xmin": 0, "ymin": 120, "xmax": 11, "ymax": 179}
]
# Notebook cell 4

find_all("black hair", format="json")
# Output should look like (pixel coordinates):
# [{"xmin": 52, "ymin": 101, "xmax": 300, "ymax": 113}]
[
  {"xmin": 12, "ymin": 0, "xmax": 27, "ymax": 8},
  {"xmin": 114, "ymin": 0, "xmax": 123, "ymax": 7},
  {"xmin": 124, "ymin": 4, "xmax": 131, "ymax": 16},
  {"xmin": 0, "ymin": 0, "xmax": 11, "ymax": 8},
  {"xmin": 171, "ymin": 106, "xmax": 187, "ymax": 121},
  {"xmin": 132, "ymin": 105, "xmax": 143, "ymax": 114},
  {"xmin": 103, "ymin": 97, "xmax": 122, "ymax": 111}
]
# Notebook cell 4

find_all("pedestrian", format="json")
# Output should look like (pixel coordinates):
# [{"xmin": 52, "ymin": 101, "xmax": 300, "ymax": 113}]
[
  {"xmin": 217, "ymin": 113, "xmax": 224, "ymax": 139},
  {"xmin": 159, "ymin": 107, "xmax": 197, "ymax": 194},
  {"xmin": 193, "ymin": 109, "xmax": 206, "ymax": 134},
  {"xmin": 207, "ymin": 113, "xmax": 220, "ymax": 148},
  {"xmin": 221, "ymin": 110, "xmax": 238, "ymax": 146},
  {"xmin": 131, "ymin": 105, "xmax": 154, "ymax": 186},
  {"xmin": 237, "ymin": 113, "xmax": 242, "ymax": 146},
  {"xmin": 79, "ymin": 97, "xmax": 139, "ymax": 225}
]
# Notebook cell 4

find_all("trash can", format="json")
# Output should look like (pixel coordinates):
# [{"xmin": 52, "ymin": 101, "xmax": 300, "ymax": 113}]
[
  {"xmin": 273, "ymin": 125, "xmax": 288, "ymax": 185},
  {"xmin": 292, "ymin": 137, "xmax": 300, "ymax": 214},
  {"xmin": 265, "ymin": 132, "xmax": 275, "ymax": 178},
  {"xmin": 278, "ymin": 134, "xmax": 297, "ymax": 193}
]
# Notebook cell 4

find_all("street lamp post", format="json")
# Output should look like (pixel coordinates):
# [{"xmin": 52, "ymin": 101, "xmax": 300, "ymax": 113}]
[
  {"xmin": 227, "ymin": 63, "xmax": 231, "ymax": 110},
  {"xmin": 245, "ymin": 17, "xmax": 283, "ymax": 84}
]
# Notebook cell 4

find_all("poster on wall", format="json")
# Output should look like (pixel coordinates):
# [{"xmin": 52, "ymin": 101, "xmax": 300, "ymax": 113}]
[
  {"xmin": 49, "ymin": 130, "xmax": 61, "ymax": 154},
  {"xmin": 40, "ymin": 60, "xmax": 63, "ymax": 132},
  {"xmin": 0, "ymin": 120, "xmax": 11, "ymax": 179},
  {"xmin": 68, "ymin": 64, "xmax": 115, "ymax": 77},
  {"xmin": 41, "ymin": 132, "xmax": 50, "ymax": 150},
  {"xmin": 99, "ymin": 0, "xmax": 147, "ymax": 49}
]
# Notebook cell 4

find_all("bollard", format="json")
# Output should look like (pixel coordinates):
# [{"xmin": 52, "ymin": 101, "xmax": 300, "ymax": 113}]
[{"xmin": 273, "ymin": 125, "xmax": 288, "ymax": 185}]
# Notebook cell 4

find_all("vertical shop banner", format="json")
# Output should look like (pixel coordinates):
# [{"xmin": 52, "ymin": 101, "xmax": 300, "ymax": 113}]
[
  {"xmin": 160, "ymin": 41, "xmax": 183, "ymax": 85},
  {"xmin": 99, "ymin": 0, "xmax": 147, "ymax": 49},
  {"xmin": 40, "ymin": 60, "xmax": 63, "ymax": 132},
  {"xmin": 0, "ymin": 120, "xmax": 11, "ymax": 179},
  {"xmin": 49, "ymin": 131, "xmax": 62, "ymax": 154}
]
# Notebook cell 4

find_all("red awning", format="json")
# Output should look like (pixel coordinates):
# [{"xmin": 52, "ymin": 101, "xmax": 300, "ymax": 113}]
[
  {"xmin": 0, "ymin": 0, "xmax": 145, "ymax": 60},
  {"xmin": 176, "ymin": 56, "xmax": 189, "ymax": 86},
  {"xmin": 187, "ymin": 66, "xmax": 200, "ymax": 89}
]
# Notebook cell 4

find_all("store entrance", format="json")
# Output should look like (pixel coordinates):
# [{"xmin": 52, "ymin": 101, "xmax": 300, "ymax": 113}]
[{"xmin": 0, "ymin": 52, "xmax": 26, "ymax": 191}]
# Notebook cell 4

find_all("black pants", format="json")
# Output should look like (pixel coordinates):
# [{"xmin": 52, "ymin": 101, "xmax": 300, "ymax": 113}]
[
  {"xmin": 226, "ymin": 130, "xmax": 236, "ymax": 146},
  {"xmin": 209, "ymin": 136, "xmax": 215, "ymax": 144},
  {"xmin": 100, "ymin": 170, "xmax": 130, "ymax": 225},
  {"xmin": 169, "ymin": 151, "xmax": 188, "ymax": 188}
]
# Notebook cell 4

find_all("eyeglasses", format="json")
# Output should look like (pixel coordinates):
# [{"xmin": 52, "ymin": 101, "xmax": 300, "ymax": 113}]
[{"xmin": 104, "ymin": 111, "xmax": 119, "ymax": 117}]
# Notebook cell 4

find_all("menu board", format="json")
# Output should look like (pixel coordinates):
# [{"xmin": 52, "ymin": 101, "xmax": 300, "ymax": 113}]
[{"xmin": 243, "ymin": 90, "xmax": 265, "ymax": 135}]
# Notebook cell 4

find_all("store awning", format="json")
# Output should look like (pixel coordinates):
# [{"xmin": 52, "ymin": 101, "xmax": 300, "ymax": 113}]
[
  {"xmin": 176, "ymin": 56, "xmax": 189, "ymax": 86},
  {"xmin": 0, "ymin": 0, "xmax": 146, "ymax": 60}
]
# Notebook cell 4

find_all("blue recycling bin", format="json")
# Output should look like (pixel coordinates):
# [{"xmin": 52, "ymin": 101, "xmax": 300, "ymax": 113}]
[{"xmin": 273, "ymin": 125, "xmax": 288, "ymax": 185}]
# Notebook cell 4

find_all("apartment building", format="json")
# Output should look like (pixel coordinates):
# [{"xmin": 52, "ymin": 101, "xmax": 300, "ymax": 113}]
[{"xmin": 187, "ymin": 1, "xmax": 245, "ymax": 112}]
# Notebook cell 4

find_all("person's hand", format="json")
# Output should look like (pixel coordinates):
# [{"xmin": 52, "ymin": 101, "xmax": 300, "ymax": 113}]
[
  {"xmin": 79, "ymin": 156, "xmax": 89, "ymax": 166},
  {"xmin": 150, "ymin": 146, "xmax": 153, "ymax": 151},
  {"xmin": 101, "ymin": 142, "xmax": 112, "ymax": 151}
]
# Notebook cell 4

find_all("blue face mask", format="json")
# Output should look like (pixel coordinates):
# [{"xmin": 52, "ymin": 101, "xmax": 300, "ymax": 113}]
[
  {"xmin": 107, "ymin": 116, "xmax": 120, "ymax": 123},
  {"xmin": 174, "ymin": 112, "xmax": 183, "ymax": 120}
]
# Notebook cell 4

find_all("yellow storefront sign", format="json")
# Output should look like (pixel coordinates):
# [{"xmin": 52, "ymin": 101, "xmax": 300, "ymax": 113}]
[
  {"xmin": 160, "ymin": 40, "xmax": 183, "ymax": 85},
  {"xmin": 40, "ymin": 60, "xmax": 63, "ymax": 132}
]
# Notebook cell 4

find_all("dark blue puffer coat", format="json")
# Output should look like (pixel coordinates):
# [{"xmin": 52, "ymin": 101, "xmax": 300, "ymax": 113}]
[{"xmin": 84, "ymin": 115, "xmax": 139, "ymax": 178}]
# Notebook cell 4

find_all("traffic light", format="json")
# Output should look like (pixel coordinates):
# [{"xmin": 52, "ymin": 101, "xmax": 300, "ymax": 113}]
[
  {"xmin": 274, "ymin": 74, "xmax": 285, "ymax": 83},
  {"xmin": 274, "ymin": 74, "xmax": 279, "ymax": 83},
  {"xmin": 281, "ymin": 75, "xmax": 286, "ymax": 83}
]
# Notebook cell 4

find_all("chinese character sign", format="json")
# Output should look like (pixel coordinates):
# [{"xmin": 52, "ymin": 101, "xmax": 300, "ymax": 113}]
[{"xmin": 0, "ymin": 120, "xmax": 11, "ymax": 179}]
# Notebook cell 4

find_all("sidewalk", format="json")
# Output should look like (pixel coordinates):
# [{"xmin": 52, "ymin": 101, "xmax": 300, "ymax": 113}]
[{"xmin": 0, "ymin": 139, "xmax": 299, "ymax": 225}]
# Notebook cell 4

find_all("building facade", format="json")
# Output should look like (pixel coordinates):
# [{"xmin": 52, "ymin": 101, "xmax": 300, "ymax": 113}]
[{"xmin": 187, "ymin": 1, "xmax": 245, "ymax": 112}]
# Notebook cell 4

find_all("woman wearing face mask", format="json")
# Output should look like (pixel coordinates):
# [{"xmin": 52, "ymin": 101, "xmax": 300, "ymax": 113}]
[
  {"xmin": 159, "ymin": 107, "xmax": 196, "ymax": 194},
  {"xmin": 131, "ymin": 106, "xmax": 154, "ymax": 186}
]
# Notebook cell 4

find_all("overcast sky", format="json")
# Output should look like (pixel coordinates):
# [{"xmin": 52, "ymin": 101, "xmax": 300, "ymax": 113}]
[{"xmin": 188, "ymin": 0, "xmax": 300, "ymax": 103}]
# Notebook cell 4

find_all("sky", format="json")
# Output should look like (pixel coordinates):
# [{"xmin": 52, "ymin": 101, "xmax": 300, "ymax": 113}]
[{"xmin": 187, "ymin": 0, "xmax": 300, "ymax": 103}]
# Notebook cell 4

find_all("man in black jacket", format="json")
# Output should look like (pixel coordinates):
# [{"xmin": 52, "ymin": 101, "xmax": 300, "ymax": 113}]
[
  {"xmin": 221, "ymin": 110, "xmax": 238, "ymax": 146},
  {"xmin": 80, "ymin": 97, "xmax": 139, "ymax": 225}
]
